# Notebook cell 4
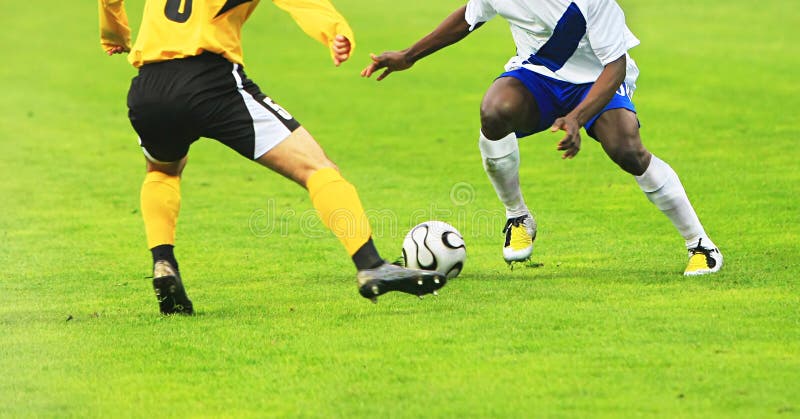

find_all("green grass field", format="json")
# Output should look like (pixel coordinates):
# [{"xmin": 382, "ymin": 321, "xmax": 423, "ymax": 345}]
[{"xmin": 1, "ymin": 0, "xmax": 799, "ymax": 417}]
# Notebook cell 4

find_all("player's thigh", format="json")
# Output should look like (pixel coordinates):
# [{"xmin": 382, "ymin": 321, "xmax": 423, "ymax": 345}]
[
  {"xmin": 204, "ymin": 67, "xmax": 305, "ymax": 159},
  {"xmin": 480, "ymin": 76, "xmax": 540, "ymax": 139},
  {"xmin": 591, "ymin": 108, "xmax": 651, "ymax": 175},
  {"xmin": 128, "ymin": 68, "xmax": 199, "ymax": 163},
  {"xmin": 255, "ymin": 127, "xmax": 337, "ymax": 187},
  {"xmin": 204, "ymin": 67, "xmax": 337, "ymax": 186}
]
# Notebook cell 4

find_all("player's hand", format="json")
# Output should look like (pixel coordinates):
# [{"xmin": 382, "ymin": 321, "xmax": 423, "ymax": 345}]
[
  {"xmin": 103, "ymin": 44, "xmax": 128, "ymax": 56},
  {"xmin": 551, "ymin": 116, "xmax": 582, "ymax": 159},
  {"xmin": 361, "ymin": 51, "xmax": 413, "ymax": 81},
  {"xmin": 331, "ymin": 35, "xmax": 351, "ymax": 66}
]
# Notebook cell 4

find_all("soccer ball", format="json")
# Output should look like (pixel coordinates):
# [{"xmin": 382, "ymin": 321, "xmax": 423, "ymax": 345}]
[{"xmin": 402, "ymin": 221, "xmax": 466, "ymax": 279}]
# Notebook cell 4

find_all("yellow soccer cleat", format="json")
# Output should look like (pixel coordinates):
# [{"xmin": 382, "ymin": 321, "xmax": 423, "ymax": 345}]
[
  {"xmin": 684, "ymin": 239, "xmax": 723, "ymax": 276},
  {"xmin": 502, "ymin": 215, "xmax": 537, "ymax": 264}
]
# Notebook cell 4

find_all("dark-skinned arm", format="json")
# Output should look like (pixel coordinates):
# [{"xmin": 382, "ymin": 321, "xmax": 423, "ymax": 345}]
[
  {"xmin": 361, "ymin": 5, "xmax": 476, "ymax": 81},
  {"xmin": 551, "ymin": 54, "xmax": 627, "ymax": 159}
]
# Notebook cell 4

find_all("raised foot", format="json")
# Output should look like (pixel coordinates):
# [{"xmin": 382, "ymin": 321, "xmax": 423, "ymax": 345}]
[{"xmin": 357, "ymin": 263, "xmax": 447, "ymax": 302}]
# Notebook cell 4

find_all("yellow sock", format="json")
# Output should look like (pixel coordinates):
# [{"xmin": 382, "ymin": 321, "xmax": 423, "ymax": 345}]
[
  {"xmin": 140, "ymin": 171, "xmax": 181, "ymax": 249},
  {"xmin": 307, "ymin": 168, "xmax": 372, "ymax": 256}
]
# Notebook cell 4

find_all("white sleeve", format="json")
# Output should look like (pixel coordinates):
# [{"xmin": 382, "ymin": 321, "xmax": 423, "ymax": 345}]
[
  {"xmin": 586, "ymin": 0, "xmax": 639, "ymax": 65},
  {"xmin": 465, "ymin": 0, "xmax": 497, "ymax": 31}
]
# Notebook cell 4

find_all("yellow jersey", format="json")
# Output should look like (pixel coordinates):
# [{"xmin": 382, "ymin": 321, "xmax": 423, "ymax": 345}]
[{"xmin": 98, "ymin": 0, "xmax": 355, "ymax": 67}]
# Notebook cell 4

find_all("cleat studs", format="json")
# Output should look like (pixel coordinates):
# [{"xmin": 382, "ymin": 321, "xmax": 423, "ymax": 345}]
[
  {"xmin": 432, "ymin": 291, "xmax": 439, "ymax": 296},
  {"xmin": 418, "ymin": 295, "xmax": 424, "ymax": 300},
  {"xmin": 434, "ymin": 278, "xmax": 440, "ymax": 284},
  {"xmin": 370, "ymin": 297, "xmax": 378, "ymax": 304},
  {"xmin": 417, "ymin": 279, "xmax": 424, "ymax": 286},
  {"xmin": 371, "ymin": 285, "xmax": 380, "ymax": 295}
]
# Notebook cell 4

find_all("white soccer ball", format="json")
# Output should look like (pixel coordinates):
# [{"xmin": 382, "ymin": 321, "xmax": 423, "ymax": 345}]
[{"xmin": 402, "ymin": 221, "xmax": 466, "ymax": 279}]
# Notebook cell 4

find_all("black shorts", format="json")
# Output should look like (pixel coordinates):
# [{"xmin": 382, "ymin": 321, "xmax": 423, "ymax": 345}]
[{"xmin": 127, "ymin": 52, "xmax": 301, "ymax": 162}]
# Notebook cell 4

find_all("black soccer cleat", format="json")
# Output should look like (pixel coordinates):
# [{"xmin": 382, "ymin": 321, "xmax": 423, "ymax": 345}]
[
  {"xmin": 357, "ymin": 262, "xmax": 446, "ymax": 303},
  {"xmin": 152, "ymin": 260, "xmax": 194, "ymax": 315}
]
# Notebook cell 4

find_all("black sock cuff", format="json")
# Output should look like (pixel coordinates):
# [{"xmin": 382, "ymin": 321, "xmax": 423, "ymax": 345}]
[
  {"xmin": 151, "ymin": 244, "xmax": 178, "ymax": 271},
  {"xmin": 351, "ymin": 238, "xmax": 384, "ymax": 271}
]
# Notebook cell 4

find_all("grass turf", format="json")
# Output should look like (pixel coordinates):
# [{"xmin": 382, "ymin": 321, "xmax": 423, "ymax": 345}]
[{"xmin": 1, "ymin": 0, "xmax": 798, "ymax": 417}]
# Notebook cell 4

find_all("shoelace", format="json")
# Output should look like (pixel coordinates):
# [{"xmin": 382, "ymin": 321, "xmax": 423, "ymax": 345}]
[
  {"xmin": 688, "ymin": 238, "xmax": 717, "ymax": 268},
  {"xmin": 689, "ymin": 238, "xmax": 713, "ymax": 256},
  {"xmin": 502, "ymin": 215, "xmax": 527, "ymax": 234}
]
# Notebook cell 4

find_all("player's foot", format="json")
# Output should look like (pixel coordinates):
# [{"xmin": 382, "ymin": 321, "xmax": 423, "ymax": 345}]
[
  {"xmin": 502, "ymin": 214, "xmax": 537, "ymax": 264},
  {"xmin": 357, "ymin": 262, "xmax": 446, "ymax": 302},
  {"xmin": 152, "ymin": 260, "xmax": 194, "ymax": 315},
  {"xmin": 684, "ymin": 239, "xmax": 723, "ymax": 276}
]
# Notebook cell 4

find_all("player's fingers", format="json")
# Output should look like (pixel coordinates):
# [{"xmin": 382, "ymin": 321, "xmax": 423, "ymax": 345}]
[
  {"xmin": 557, "ymin": 132, "xmax": 573, "ymax": 149},
  {"xmin": 562, "ymin": 145, "xmax": 580, "ymax": 159},
  {"xmin": 334, "ymin": 52, "xmax": 350, "ymax": 66},
  {"xmin": 333, "ymin": 39, "xmax": 350, "ymax": 53},
  {"xmin": 361, "ymin": 62, "xmax": 378, "ymax": 77},
  {"xmin": 369, "ymin": 54, "xmax": 386, "ymax": 67},
  {"xmin": 376, "ymin": 68, "xmax": 392, "ymax": 81}
]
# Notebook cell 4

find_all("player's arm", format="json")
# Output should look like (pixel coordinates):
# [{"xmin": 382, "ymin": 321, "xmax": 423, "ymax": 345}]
[
  {"xmin": 361, "ymin": 5, "xmax": 476, "ymax": 81},
  {"xmin": 551, "ymin": 54, "xmax": 627, "ymax": 159},
  {"xmin": 98, "ymin": 0, "xmax": 131, "ymax": 55},
  {"xmin": 272, "ymin": 0, "xmax": 355, "ymax": 66}
]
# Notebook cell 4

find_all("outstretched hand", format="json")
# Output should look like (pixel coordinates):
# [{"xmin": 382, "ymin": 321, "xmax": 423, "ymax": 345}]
[
  {"xmin": 360, "ymin": 51, "xmax": 413, "ymax": 81},
  {"xmin": 331, "ymin": 35, "xmax": 351, "ymax": 66},
  {"xmin": 551, "ymin": 115, "xmax": 582, "ymax": 159}
]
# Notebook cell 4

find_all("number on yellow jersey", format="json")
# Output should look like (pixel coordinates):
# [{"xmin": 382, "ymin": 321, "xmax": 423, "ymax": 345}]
[{"xmin": 164, "ymin": 0, "xmax": 254, "ymax": 23}]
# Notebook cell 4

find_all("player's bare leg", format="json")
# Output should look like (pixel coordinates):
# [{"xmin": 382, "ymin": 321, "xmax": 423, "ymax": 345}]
[
  {"xmin": 479, "ymin": 77, "xmax": 539, "ymax": 265},
  {"xmin": 142, "ymin": 156, "xmax": 194, "ymax": 315},
  {"xmin": 256, "ymin": 128, "xmax": 446, "ymax": 300},
  {"xmin": 591, "ymin": 109, "xmax": 722, "ymax": 275}
]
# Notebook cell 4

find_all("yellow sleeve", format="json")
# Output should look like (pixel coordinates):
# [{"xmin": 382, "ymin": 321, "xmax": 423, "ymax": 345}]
[
  {"xmin": 272, "ymin": 0, "xmax": 356, "ymax": 56},
  {"xmin": 98, "ymin": 0, "xmax": 132, "ymax": 52}
]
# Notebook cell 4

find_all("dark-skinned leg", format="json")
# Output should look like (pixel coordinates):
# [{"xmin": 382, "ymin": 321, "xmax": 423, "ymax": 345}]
[
  {"xmin": 479, "ymin": 77, "xmax": 540, "ymax": 262},
  {"xmin": 480, "ymin": 77, "xmax": 539, "ymax": 140},
  {"xmin": 588, "ymin": 108, "xmax": 650, "ymax": 176},
  {"xmin": 591, "ymin": 109, "xmax": 721, "ymax": 274}
]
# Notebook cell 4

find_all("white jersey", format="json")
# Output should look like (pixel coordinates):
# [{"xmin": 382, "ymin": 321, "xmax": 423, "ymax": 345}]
[{"xmin": 465, "ymin": 0, "xmax": 640, "ymax": 89}]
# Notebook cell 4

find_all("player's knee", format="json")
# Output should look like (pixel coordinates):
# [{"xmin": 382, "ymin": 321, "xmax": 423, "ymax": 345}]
[
  {"xmin": 146, "ymin": 158, "xmax": 186, "ymax": 177},
  {"xmin": 480, "ymin": 100, "xmax": 519, "ymax": 140},
  {"xmin": 298, "ymin": 160, "xmax": 338, "ymax": 186},
  {"xmin": 610, "ymin": 143, "xmax": 649, "ymax": 175},
  {"xmin": 316, "ymin": 159, "xmax": 338, "ymax": 173}
]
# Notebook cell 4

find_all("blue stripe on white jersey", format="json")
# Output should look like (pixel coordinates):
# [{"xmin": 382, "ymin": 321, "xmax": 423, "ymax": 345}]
[{"xmin": 523, "ymin": 2, "xmax": 586, "ymax": 72}]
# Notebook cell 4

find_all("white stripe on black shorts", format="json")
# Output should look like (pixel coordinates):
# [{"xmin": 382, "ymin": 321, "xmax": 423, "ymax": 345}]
[{"xmin": 127, "ymin": 52, "xmax": 301, "ymax": 162}]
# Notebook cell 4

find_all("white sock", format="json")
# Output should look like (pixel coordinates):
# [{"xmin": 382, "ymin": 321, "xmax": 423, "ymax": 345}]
[
  {"xmin": 479, "ymin": 131, "xmax": 529, "ymax": 219},
  {"xmin": 635, "ymin": 155, "xmax": 715, "ymax": 249}
]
